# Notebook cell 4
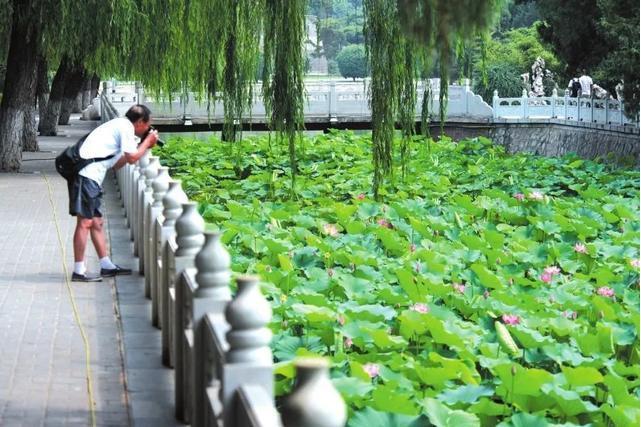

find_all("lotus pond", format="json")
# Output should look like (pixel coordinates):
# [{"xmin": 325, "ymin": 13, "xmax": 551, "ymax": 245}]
[{"xmin": 156, "ymin": 131, "xmax": 640, "ymax": 427}]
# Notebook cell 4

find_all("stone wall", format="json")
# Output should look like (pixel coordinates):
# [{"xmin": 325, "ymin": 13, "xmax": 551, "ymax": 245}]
[{"xmin": 428, "ymin": 119, "xmax": 639, "ymax": 167}]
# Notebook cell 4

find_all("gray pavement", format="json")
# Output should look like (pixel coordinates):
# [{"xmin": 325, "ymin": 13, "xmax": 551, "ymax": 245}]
[{"xmin": 0, "ymin": 116, "xmax": 180, "ymax": 426}]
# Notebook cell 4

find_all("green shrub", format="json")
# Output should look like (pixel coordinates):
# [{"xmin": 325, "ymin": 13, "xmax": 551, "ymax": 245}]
[
  {"xmin": 336, "ymin": 44, "xmax": 367, "ymax": 80},
  {"xmin": 474, "ymin": 63, "xmax": 524, "ymax": 103}
]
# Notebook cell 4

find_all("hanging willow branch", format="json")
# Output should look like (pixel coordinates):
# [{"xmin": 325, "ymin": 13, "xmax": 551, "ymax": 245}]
[{"xmin": 262, "ymin": 0, "xmax": 306, "ymax": 196}]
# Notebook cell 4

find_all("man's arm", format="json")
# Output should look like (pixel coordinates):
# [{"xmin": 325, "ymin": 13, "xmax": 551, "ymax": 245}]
[{"xmin": 113, "ymin": 130, "xmax": 159, "ymax": 171}]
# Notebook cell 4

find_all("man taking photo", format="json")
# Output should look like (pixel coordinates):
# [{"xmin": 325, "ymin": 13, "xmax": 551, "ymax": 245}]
[{"xmin": 68, "ymin": 104, "xmax": 159, "ymax": 282}]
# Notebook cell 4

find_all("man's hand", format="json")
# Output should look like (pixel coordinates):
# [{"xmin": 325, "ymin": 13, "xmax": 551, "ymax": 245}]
[{"xmin": 143, "ymin": 128, "xmax": 159, "ymax": 148}]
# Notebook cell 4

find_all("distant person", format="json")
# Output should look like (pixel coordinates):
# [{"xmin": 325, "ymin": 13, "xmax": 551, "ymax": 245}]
[
  {"xmin": 68, "ymin": 104, "xmax": 159, "ymax": 282},
  {"xmin": 568, "ymin": 75, "xmax": 581, "ymax": 97},
  {"xmin": 578, "ymin": 70, "xmax": 593, "ymax": 98}
]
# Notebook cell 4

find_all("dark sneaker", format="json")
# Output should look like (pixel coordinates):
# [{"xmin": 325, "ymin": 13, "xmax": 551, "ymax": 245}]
[
  {"xmin": 101, "ymin": 265, "xmax": 133, "ymax": 277},
  {"xmin": 71, "ymin": 272, "xmax": 102, "ymax": 282}
]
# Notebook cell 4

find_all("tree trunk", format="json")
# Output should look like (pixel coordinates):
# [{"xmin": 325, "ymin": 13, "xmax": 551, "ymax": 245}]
[
  {"xmin": 91, "ymin": 74, "xmax": 100, "ymax": 99},
  {"xmin": 22, "ymin": 103, "xmax": 38, "ymax": 152},
  {"xmin": 36, "ymin": 55, "xmax": 50, "ymax": 129},
  {"xmin": 81, "ymin": 77, "xmax": 92, "ymax": 109},
  {"xmin": 72, "ymin": 92, "xmax": 82, "ymax": 113},
  {"xmin": 0, "ymin": 0, "xmax": 42, "ymax": 171},
  {"xmin": 39, "ymin": 56, "xmax": 69, "ymax": 136},
  {"xmin": 59, "ymin": 63, "xmax": 85, "ymax": 125}
]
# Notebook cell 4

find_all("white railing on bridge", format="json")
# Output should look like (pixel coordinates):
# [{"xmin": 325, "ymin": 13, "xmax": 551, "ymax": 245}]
[
  {"xmin": 102, "ymin": 96, "xmax": 348, "ymax": 427},
  {"xmin": 105, "ymin": 79, "xmax": 494, "ymax": 122},
  {"xmin": 493, "ymin": 88, "xmax": 636, "ymax": 126}
]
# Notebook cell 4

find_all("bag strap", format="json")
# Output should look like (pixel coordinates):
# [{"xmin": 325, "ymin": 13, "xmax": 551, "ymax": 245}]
[{"xmin": 75, "ymin": 132, "xmax": 117, "ymax": 163}]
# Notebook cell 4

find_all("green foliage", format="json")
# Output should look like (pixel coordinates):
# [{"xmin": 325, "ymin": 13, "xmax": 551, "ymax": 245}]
[
  {"xmin": 157, "ymin": 130, "xmax": 640, "ymax": 425},
  {"xmin": 473, "ymin": 63, "xmax": 524, "ymax": 103},
  {"xmin": 536, "ymin": 0, "xmax": 639, "ymax": 116},
  {"xmin": 336, "ymin": 44, "xmax": 368, "ymax": 80}
]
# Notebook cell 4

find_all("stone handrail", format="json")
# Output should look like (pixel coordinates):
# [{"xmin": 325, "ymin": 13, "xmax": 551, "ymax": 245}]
[
  {"xmin": 113, "ymin": 134, "xmax": 347, "ymax": 426},
  {"xmin": 493, "ymin": 88, "xmax": 636, "ymax": 126}
]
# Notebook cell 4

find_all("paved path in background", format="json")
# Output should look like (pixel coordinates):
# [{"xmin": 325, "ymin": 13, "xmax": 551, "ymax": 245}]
[{"xmin": 0, "ymin": 116, "xmax": 180, "ymax": 426}]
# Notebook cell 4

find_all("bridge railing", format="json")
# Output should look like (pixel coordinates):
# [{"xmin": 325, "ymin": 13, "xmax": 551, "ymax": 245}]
[
  {"xmin": 138, "ymin": 78, "xmax": 493, "ymax": 121},
  {"xmin": 104, "ymin": 91, "xmax": 347, "ymax": 427},
  {"xmin": 493, "ymin": 88, "xmax": 636, "ymax": 126}
]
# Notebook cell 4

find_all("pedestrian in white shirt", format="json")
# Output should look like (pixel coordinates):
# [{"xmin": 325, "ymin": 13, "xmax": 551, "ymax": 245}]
[
  {"xmin": 579, "ymin": 69, "xmax": 593, "ymax": 98},
  {"xmin": 68, "ymin": 104, "xmax": 159, "ymax": 281}
]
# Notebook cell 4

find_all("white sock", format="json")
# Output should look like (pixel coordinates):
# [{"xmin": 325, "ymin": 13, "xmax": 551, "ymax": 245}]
[
  {"xmin": 74, "ymin": 262, "xmax": 86, "ymax": 275},
  {"xmin": 100, "ymin": 257, "xmax": 117, "ymax": 270}
]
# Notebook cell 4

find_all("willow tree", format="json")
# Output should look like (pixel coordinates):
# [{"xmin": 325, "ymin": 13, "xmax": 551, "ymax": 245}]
[
  {"xmin": 364, "ymin": 0, "xmax": 502, "ymax": 198},
  {"xmin": 262, "ymin": 0, "xmax": 307, "ymax": 194}
]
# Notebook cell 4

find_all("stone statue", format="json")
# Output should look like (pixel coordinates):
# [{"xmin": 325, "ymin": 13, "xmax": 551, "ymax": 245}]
[{"xmin": 529, "ymin": 57, "xmax": 546, "ymax": 97}]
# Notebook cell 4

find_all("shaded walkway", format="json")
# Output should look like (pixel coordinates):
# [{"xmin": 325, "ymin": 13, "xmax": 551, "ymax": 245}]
[{"xmin": 0, "ymin": 116, "xmax": 179, "ymax": 426}]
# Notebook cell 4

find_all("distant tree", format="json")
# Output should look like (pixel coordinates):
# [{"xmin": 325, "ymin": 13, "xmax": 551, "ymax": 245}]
[
  {"xmin": 336, "ymin": 44, "xmax": 367, "ymax": 80},
  {"xmin": 535, "ymin": 0, "xmax": 639, "ymax": 116},
  {"xmin": 499, "ymin": 0, "xmax": 540, "ymax": 31},
  {"xmin": 474, "ymin": 63, "xmax": 524, "ymax": 103}
]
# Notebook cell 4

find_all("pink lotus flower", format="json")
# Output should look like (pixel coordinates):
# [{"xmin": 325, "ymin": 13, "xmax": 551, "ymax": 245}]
[
  {"xmin": 544, "ymin": 266, "xmax": 561, "ymax": 276},
  {"xmin": 562, "ymin": 310, "xmax": 578, "ymax": 320},
  {"xmin": 540, "ymin": 272, "xmax": 553, "ymax": 283},
  {"xmin": 377, "ymin": 218, "xmax": 392, "ymax": 229},
  {"xmin": 597, "ymin": 286, "xmax": 615, "ymax": 298},
  {"xmin": 528, "ymin": 191, "xmax": 544, "ymax": 201},
  {"xmin": 502, "ymin": 314, "xmax": 520, "ymax": 325},
  {"xmin": 452, "ymin": 283, "xmax": 466, "ymax": 294},
  {"xmin": 410, "ymin": 303, "xmax": 429, "ymax": 313},
  {"xmin": 322, "ymin": 223, "xmax": 339, "ymax": 237},
  {"xmin": 630, "ymin": 259, "xmax": 640, "ymax": 269},
  {"xmin": 327, "ymin": 268, "xmax": 335, "ymax": 277},
  {"xmin": 574, "ymin": 243, "xmax": 587, "ymax": 254},
  {"xmin": 409, "ymin": 243, "xmax": 417, "ymax": 253},
  {"xmin": 344, "ymin": 337, "xmax": 353, "ymax": 348},
  {"xmin": 513, "ymin": 193, "xmax": 525, "ymax": 201},
  {"xmin": 337, "ymin": 315, "xmax": 345, "ymax": 326},
  {"xmin": 363, "ymin": 363, "xmax": 380, "ymax": 378},
  {"xmin": 356, "ymin": 193, "xmax": 365, "ymax": 200}
]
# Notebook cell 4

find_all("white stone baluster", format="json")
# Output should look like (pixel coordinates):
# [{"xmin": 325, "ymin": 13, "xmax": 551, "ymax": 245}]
[
  {"xmin": 222, "ymin": 275, "xmax": 273, "ymax": 427},
  {"xmin": 160, "ymin": 180, "xmax": 188, "ymax": 366},
  {"xmin": 140, "ymin": 156, "xmax": 159, "ymax": 289},
  {"xmin": 132, "ymin": 151, "xmax": 149, "ymax": 246},
  {"xmin": 149, "ymin": 166, "xmax": 170, "ymax": 326},
  {"xmin": 281, "ymin": 358, "xmax": 347, "ymax": 427},
  {"xmin": 173, "ymin": 202, "xmax": 204, "ymax": 422},
  {"xmin": 192, "ymin": 232, "xmax": 232, "ymax": 427}
]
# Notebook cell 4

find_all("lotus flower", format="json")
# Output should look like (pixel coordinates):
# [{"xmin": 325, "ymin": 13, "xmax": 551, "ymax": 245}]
[
  {"xmin": 513, "ymin": 193, "xmax": 525, "ymax": 201},
  {"xmin": 540, "ymin": 272, "xmax": 553, "ymax": 283},
  {"xmin": 410, "ymin": 303, "xmax": 429, "ymax": 313},
  {"xmin": 337, "ymin": 315, "xmax": 345, "ymax": 326},
  {"xmin": 363, "ymin": 363, "xmax": 380, "ymax": 378},
  {"xmin": 528, "ymin": 191, "xmax": 544, "ymax": 201},
  {"xmin": 574, "ymin": 243, "xmax": 588, "ymax": 254},
  {"xmin": 562, "ymin": 310, "xmax": 578, "ymax": 320},
  {"xmin": 377, "ymin": 218, "xmax": 392, "ymax": 229},
  {"xmin": 322, "ymin": 223, "xmax": 339, "ymax": 237},
  {"xmin": 356, "ymin": 193, "xmax": 365, "ymax": 200},
  {"xmin": 630, "ymin": 259, "xmax": 640, "ymax": 269},
  {"xmin": 597, "ymin": 286, "xmax": 615, "ymax": 298},
  {"xmin": 344, "ymin": 337, "xmax": 353, "ymax": 348},
  {"xmin": 544, "ymin": 266, "xmax": 561, "ymax": 276},
  {"xmin": 483, "ymin": 290, "xmax": 490, "ymax": 299},
  {"xmin": 409, "ymin": 243, "xmax": 417, "ymax": 253},
  {"xmin": 502, "ymin": 314, "xmax": 521, "ymax": 325},
  {"xmin": 452, "ymin": 283, "xmax": 466, "ymax": 294}
]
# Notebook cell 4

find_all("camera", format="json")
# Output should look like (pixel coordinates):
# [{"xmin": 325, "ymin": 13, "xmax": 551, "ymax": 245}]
[{"xmin": 142, "ymin": 126, "xmax": 165, "ymax": 147}]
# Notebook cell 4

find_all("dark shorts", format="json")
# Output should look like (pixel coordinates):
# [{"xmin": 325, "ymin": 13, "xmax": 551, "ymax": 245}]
[{"xmin": 68, "ymin": 175, "xmax": 103, "ymax": 218}]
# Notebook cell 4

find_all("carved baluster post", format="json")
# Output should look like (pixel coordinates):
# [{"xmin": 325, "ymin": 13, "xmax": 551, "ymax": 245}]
[
  {"xmin": 174, "ymin": 202, "xmax": 204, "ymax": 422},
  {"xmin": 222, "ymin": 275, "xmax": 273, "ymax": 427},
  {"xmin": 192, "ymin": 232, "xmax": 232, "ymax": 427},
  {"xmin": 551, "ymin": 88, "xmax": 557, "ymax": 118},
  {"xmin": 132, "ymin": 152, "xmax": 149, "ymax": 246},
  {"xmin": 281, "ymin": 358, "xmax": 347, "ymax": 427},
  {"xmin": 149, "ymin": 167, "xmax": 170, "ymax": 326},
  {"xmin": 492, "ymin": 90, "xmax": 499, "ymax": 119},
  {"xmin": 140, "ymin": 156, "xmax": 159, "ymax": 288},
  {"xmin": 564, "ymin": 89, "xmax": 569, "ymax": 120},
  {"xmin": 522, "ymin": 89, "xmax": 528, "ymax": 119},
  {"xmin": 161, "ymin": 181, "xmax": 188, "ymax": 366}
]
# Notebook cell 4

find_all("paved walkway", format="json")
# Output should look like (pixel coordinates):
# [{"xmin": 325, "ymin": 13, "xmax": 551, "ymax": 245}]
[{"xmin": 0, "ymin": 116, "xmax": 180, "ymax": 426}]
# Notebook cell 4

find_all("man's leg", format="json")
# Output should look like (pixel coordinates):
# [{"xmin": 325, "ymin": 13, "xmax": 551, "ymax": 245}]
[
  {"xmin": 73, "ymin": 215, "xmax": 94, "ymax": 263},
  {"xmin": 89, "ymin": 216, "xmax": 108, "ymax": 259}
]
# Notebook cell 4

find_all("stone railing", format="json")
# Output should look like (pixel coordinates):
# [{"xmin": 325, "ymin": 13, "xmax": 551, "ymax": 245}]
[
  {"xmin": 493, "ymin": 89, "xmax": 637, "ymax": 126},
  {"xmin": 107, "ymin": 95, "xmax": 347, "ymax": 426}
]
